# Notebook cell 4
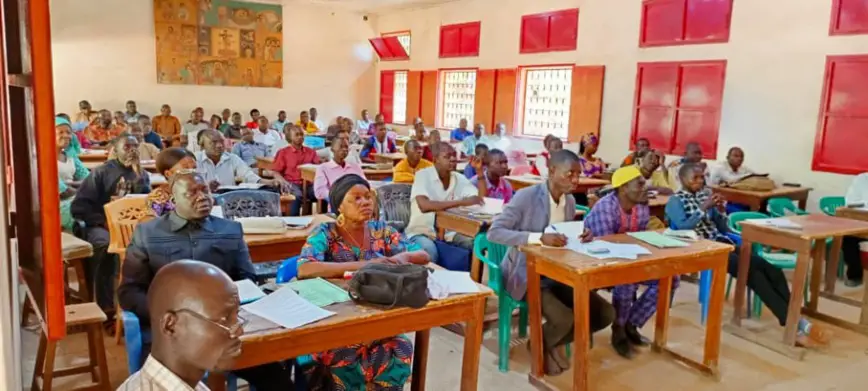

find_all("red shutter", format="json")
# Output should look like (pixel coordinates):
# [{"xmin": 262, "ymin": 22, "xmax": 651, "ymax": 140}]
[
  {"xmin": 639, "ymin": 0, "xmax": 732, "ymax": 47},
  {"xmin": 684, "ymin": 0, "xmax": 732, "ymax": 42},
  {"xmin": 381, "ymin": 36, "xmax": 409, "ymax": 60},
  {"xmin": 420, "ymin": 71, "xmax": 438, "ymax": 126},
  {"xmin": 520, "ymin": 14, "xmax": 549, "ymax": 53},
  {"xmin": 830, "ymin": 0, "xmax": 868, "ymax": 35},
  {"xmin": 672, "ymin": 62, "xmax": 725, "ymax": 157},
  {"xmin": 379, "ymin": 71, "xmax": 395, "ymax": 124},
  {"xmin": 548, "ymin": 9, "xmax": 579, "ymax": 51},
  {"xmin": 440, "ymin": 25, "xmax": 461, "ymax": 57},
  {"xmin": 369, "ymin": 38, "xmax": 393, "ymax": 59},
  {"xmin": 439, "ymin": 22, "xmax": 481, "ymax": 58},
  {"xmin": 493, "ymin": 69, "xmax": 518, "ymax": 134},
  {"xmin": 640, "ymin": 0, "xmax": 686, "ymax": 47},
  {"xmin": 459, "ymin": 22, "xmax": 481, "ymax": 57},
  {"xmin": 813, "ymin": 55, "xmax": 868, "ymax": 174},
  {"xmin": 631, "ymin": 63, "xmax": 679, "ymax": 152},
  {"xmin": 474, "ymin": 69, "xmax": 496, "ymax": 130},
  {"xmin": 567, "ymin": 66, "xmax": 605, "ymax": 143}
]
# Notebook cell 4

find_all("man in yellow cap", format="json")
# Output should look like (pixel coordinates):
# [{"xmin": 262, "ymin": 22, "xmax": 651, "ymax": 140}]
[{"xmin": 585, "ymin": 165, "xmax": 679, "ymax": 359}]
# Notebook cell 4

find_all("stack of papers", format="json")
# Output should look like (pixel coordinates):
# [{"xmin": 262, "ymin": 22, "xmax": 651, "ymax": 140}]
[
  {"xmin": 565, "ymin": 240, "xmax": 651, "ymax": 260},
  {"xmin": 544, "ymin": 221, "xmax": 585, "ymax": 240},
  {"xmin": 662, "ymin": 229, "xmax": 699, "ymax": 241},
  {"xmin": 219, "ymin": 183, "xmax": 265, "ymax": 190},
  {"xmin": 628, "ymin": 231, "xmax": 690, "ymax": 248},
  {"xmin": 286, "ymin": 278, "xmax": 351, "ymax": 307},
  {"xmin": 462, "ymin": 197, "xmax": 504, "ymax": 216},
  {"xmin": 235, "ymin": 279, "xmax": 266, "ymax": 304},
  {"xmin": 280, "ymin": 216, "xmax": 315, "ymax": 228},
  {"xmin": 756, "ymin": 218, "xmax": 803, "ymax": 230},
  {"xmin": 427, "ymin": 270, "xmax": 480, "ymax": 299},
  {"xmin": 242, "ymin": 286, "xmax": 335, "ymax": 329}
]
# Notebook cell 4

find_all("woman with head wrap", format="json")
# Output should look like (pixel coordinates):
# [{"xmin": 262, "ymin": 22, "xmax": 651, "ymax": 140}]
[
  {"xmin": 147, "ymin": 147, "xmax": 197, "ymax": 216},
  {"xmin": 297, "ymin": 174, "xmax": 429, "ymax": 390},
  {"xmin": 578, "ymin": 133, "xmax": 607, "ymax": 178},
  {"xmin": 57, "ymin": 116, "xmax": 90, "ymax": 230}
]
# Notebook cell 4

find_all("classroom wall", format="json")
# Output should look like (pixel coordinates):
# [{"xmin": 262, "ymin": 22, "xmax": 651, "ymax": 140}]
[
  {"xmin": 49, "ymin": 0, "xmax": 380, "ymax": 124},
  {"xmin": 375, "ymin": 0, "xmax": 868, "ymax": 208}
]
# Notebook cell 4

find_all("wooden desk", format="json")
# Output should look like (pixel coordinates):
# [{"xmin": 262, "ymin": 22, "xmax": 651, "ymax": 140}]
[
  {"xmin": 78, "ymin": 150, "xmax": 108, "ymax": 163},
  {"xmin": 522, "ymin": 236, "xmax": 732, "ymax": 390},
  {"xmin": 62, "ymin": 233, "xmax": 93, "ymax": 302},
  {"xmin": 374, "ymin": 152, "xmax": 407, "ymax": 165},
  {"xmin": 711, "ymin": 186, "xmax": 812, "ymax": 212},
  {"xmin": 729, "ymin": 214, "xmax": 868, "ymax": 359},
  {"xmin": 505, "ymin": 175, "xmax": 609, "ymax": 194},
  {"xmin": 243, "ymin": 215, "xmax": 333, "ymax": 262},
  {"xmin": 209, "ymin": 279, "xmax": 491, "ymax": 391},
  {"xmin": 255, "ymin": 156, "xmax": 274, "ymax": 172},
  {"xmin": 435, "ymin": 209, "xmax": 494, "ymax": 282}
]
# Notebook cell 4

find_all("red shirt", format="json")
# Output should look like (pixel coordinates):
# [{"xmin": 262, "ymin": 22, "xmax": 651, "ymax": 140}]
[
  {"xmin": 422, "ymin": 145, "xmax": 434, "ymax": 161},
  {"xmin": 271, "ymin": 144, "xmax": 320, "ymax": 184},
  {"xmin": 245, "ymin": 121, "xmax": 258, "ymax": 129}
]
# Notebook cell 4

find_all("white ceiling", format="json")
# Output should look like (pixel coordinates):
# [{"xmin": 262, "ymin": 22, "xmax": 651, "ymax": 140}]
[{"xmin": 282, "ymin": 0, "xmax": 463, "ymax": 13}]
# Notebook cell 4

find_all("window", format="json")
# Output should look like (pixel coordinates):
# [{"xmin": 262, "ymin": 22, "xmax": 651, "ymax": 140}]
[
  {"xmin": 639, "ymin": 0, "xmax": 733, "ymax": 47},
  {"xmin": 830, "ymin": 0, "xmax": 868, "ymax": 35},
  {"xmin": 631, "ymin": 60, "xmax": 726, "ymax": 158},
  {"xmin": 520, "ymin": 9, "xmax": 580, "ymax": 54},
  {"xmin": 368, "ymin": 35, "xmax": 409, "ymax": 61},
  {"xmin": 519, "ymin": 66, "xmax": 573, "ymax": 138},
  {"xmin": 812, "ymin": 55, "xmax": 868, "ymax": 174},
  {"xmin": 382, "ymin": 31, "xmax": 411, "ymax": 56},
  {"xmin": 439, "ymin": 70, "xmax": 476, "ymax": 129},
  {"xmin": 379, "ymin": 70, "xmax": 408, "ymax": 125},
  {"xmin": 439, "ymin": 22, "xmax": 481, "ymax": 58}
]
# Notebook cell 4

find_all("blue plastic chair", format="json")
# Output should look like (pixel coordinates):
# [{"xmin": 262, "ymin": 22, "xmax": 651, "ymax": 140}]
[
  {"xmin": 216, "ymin": 190, "xmax": 281, "ymax": 220},
  {"xmin": 275, "ymin": 256, "xmax": 300, "ymax": 283}
]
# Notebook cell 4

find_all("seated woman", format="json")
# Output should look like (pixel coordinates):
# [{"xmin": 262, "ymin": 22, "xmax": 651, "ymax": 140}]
[
  {"xmin": 532, "ymin": 134, "xmax": 563, "ymax": 177},
  {"xmin": 56, "ymin": 117, "xmax": 90, "ymax": 230},
  {"xmin": 147, "ymin": 147, "xmax": 196, "ymax": 216},
  {"xmin": 578, "ymin": 133, "xmax": 607, "ymax": 179},
  {"xmin": 666, "ymin": 163, "xmax": 829, "ymax": 347},
  {"xmin": 297, "ymin": 174, "xmax": 429, "ymax": 390}
]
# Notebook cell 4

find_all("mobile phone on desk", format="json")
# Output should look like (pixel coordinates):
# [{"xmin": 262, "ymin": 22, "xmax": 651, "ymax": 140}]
[
  {"xmin": 587, "ymin": 248, "xmax": 610, "ymax": 255},
  {"xmin": 847, "ymin": 202, "xmax": 866, "ymax": 208},
  {"xmin": 781, "ymin": 182, "xmax": 801, "ymax": 187}
]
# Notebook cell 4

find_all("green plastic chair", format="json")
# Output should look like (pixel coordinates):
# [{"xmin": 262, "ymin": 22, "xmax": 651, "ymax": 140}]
[
  {"xmin": 473, "ymin": 234, "xmax": 526, "ymax": 372},
  {"xmin": 819, "ymin": 196, "xmax": 845, "ymax": 216},
  {"xmin": 766, "ymin": 197, "xmax": 808, "ymax": 218},
  {"xmin": 576, "ymin": 205, "xmax": 591, "ymax": 220}
]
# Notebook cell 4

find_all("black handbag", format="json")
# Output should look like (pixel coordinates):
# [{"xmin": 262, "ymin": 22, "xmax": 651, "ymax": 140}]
[{"xmin": 347, "ymin": 263, "xmax": 430, "ymax": 309}]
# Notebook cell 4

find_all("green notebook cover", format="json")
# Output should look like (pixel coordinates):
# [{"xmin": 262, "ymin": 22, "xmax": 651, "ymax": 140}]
[
  {"xmin": 286, "ymin": 277, "xmax": 351, "ymax": 307},
  {"xmin": 627, "ymin": 231, "xmax": 690, "ymax": 248}
]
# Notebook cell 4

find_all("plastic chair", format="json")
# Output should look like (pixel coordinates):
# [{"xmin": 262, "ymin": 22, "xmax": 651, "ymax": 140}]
[
  {"xmin": 473, "ymin": 234, "xmax": 524, "ymax": 372},
  {"xmin": 216, "ymin": 190, "xmax": 280, "ymax": 220},
  {"xmin": 376, "ymin": 183, "xmax": 413, "ymax": 232},
  {"xmin": 275, "ymin": 256, "xmax": 300, "ymax": 283},
  {"xmin": 510, "ymin": 165, "xmax": 534, "ymax": 176},
  {"xmin": 766, "ymin": 197, "xmax": 808, "ymax": 217},
  {"xmin": 122, "ymin": 311, "xmax": 242, "ymax": 391},
  {"xmin": 819, "ymin": 196, "xmax": 845, "ymax": 216},
  {"xmin": 575, "ymin": 205, "xmax": 590, "ymax": 221}
]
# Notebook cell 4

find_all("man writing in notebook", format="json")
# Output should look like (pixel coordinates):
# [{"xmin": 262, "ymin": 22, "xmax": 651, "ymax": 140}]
[
  {"xmin": 584, "ymin": 165, "xmax": 678, "ymax": 359},
  {"xmin": 488, "ymin": 150, "xmax": 614, "ymax": 376},
  {"xmin": 119, "ymin": 172, "xmax": 294, "ymax": 390}
]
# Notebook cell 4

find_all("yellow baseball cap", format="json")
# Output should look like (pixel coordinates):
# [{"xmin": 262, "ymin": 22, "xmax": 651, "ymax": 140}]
[{"xmin": 611, "ymin": 165, "xmax": 642, "ymax": 188}]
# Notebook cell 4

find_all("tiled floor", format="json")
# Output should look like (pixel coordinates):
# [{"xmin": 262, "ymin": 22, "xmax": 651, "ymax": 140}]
[{"xmin": 20, "ymin": 280, "xmax": 868, "ymax": 390}]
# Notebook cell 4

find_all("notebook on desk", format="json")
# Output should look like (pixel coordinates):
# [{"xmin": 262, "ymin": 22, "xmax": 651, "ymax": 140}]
[{"xmin": 627, "ymin": 231, "xmax": 690, "ymax": 248}]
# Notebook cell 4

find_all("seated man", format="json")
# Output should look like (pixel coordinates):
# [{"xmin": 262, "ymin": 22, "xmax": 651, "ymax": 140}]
[
  {"xmin": 360, "ymin": 122, "xmax": 397, "ymax": 163},
  {"xmin": 231, "ymin": 126, "xmax": 268, "ymax": 167},
  {"xmin": 667, "ymin": 141, "xmax": 707, "ymax": 191},
  {"xmin": 246, "ymin": 109, "xmax": 261, "ymax": 129},
  {"xmin": 462, "ymin": 123, "xmax": 484, "ymax": 157},
  {"xmin": 666, "ymin": 163, "xmax": 829, "ymax": 347},
  {"xmin": 223, "ymin": 111, "xmax": 245, "ymax": 140},
  {"xmin": 119, "ymin": 173, "xmax": 294, "ymax": 391},
  {"xmin": 271, "ymin": 110, "xmax": 290, "ymax": 133},
  {"xmin": 182, "ymin": 108, "xmax": 209, "ymax": 153},
  {"xmin": 85, "ymin": 109, "xmax": 125, "ymax": 147},
  {"xmin": 108, "ymin": 123, "xmax": 160, "ymax": 161},
  {"xmin": 488, "ymin": 150, "xmax": 614, "ymax": 375},
  {"xmin": 411, "ymin": 118, "xmax": 427, "ymax": 141},
  {"xmin": 422, "ymin": 130, "xmax": 441, "ymax": 161},
  {"xmin": 118, "ymin": 260, "xmax": 243, "ymax": 390},
  {"xmin": 620, "ymin": 137, "xmax": 651, "ymax": 167},
  {"xmin": 137, "ymin": 115, "xmax": 164, "ymax": 150},
  {"xmin": 470, "ymin": 148, "xmax": 513, "ymax": 203},
  {"xmin": 843, "ymin": 173, "xmax": 868, "ymax": 287},
  {"xmin": 297, "ymin": 110, "xmax": 320, "ymax": 134},
  {"xmin": 393, "ymin": 140, "xmax": 433, "ymax": 184},
  {"xmin": 71, "ymin": 133, "xmax": 150, "ymax": 311},
  {"xmin": 584, "ymin": 165, "xmax": 675, "ymax": 358},
  {"xmin": 708, "ymin": 146, "xmax": 764, "ymax": 186},
  {"xmin": 449, "ymin": 118, "xmax": 472, "ymax": 142},
  {"xmin": 405, "ymin": 142, "xmax": 484, "ymax": 261},
  {"xmin": 195, "ymin": 130, "xmax": 279, "ymax": 190},
  {"xmin": 638, "ymin": 150, "xmax": 674, "ymax": 194},
  {"xmin": 314, "ymin": 133, "xmax": 366, "ymax": 202},
  {"xmin": 252, "ymin": 117, "xmax": 284, "ymax": 156},
  {"xmin": 480, "ymin": 122, "xmax": 512, "ymax": 152},
  {"xmin": 272, "ymin": 124, "xmax": 320, "ymax": 215},
  {"xmin": 153, "ymin": 104, "xmax": 181, "ymax": 147},
  {"xmin": 464, "ymin": 143, "xmax": 489, "ymax": 179}
]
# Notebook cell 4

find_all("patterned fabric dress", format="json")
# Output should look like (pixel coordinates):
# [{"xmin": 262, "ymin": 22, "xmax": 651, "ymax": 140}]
[
  {"xmin": 58, "ymin": 152, "xmax": 90, "ymax": 231},
  {"xmin": 579, "ymin": 156, "xmax": 606, "ymax": 177},
  {"xmin": 146, "ymin": 187, "xmax": 175, "ymax": 217},
  {"xmin": 298, "ymin": 220, "xmax": 418, "ymax": 391}
]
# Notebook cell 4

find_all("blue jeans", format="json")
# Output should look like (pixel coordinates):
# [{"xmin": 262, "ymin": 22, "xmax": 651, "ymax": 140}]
[
  {"xmin": 408, "ymin": 234, "xmax": 474, "ymax": 264},
  {"xmin": 287, "ymin": 183, "xmax": 315, "ymax": 216}
]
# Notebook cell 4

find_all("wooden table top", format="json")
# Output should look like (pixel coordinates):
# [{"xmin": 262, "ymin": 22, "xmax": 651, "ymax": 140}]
[
  {"xmin": 62, "ymin": 232, "xmax": 93, "ymax": 260},
  {"xmin": 740, "ymin": 214, "xmax": 868, "ymax": 239},
  {"xmin": 711, "ymin": 185, "xmax": 812, "ymax": 198},
  {"xmin": 243, "ymin": 214, "xmax": 334, "ymax": 247},
  {"xmin": 835, "ymin": 207, "xmax": 868, "ymax": 221},
  {"xmin": 521, "ymin": 233, "xmax": 733, "ymax": 275},
  {"xmin": 78, "ymin": 150, "xmax": 108, "ymax": 162}
]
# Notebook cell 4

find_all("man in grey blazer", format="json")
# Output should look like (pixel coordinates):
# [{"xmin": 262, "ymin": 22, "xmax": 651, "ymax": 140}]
[{"xmin": 488, "ymin": 150, "xmax": 614, "ymax": 376}]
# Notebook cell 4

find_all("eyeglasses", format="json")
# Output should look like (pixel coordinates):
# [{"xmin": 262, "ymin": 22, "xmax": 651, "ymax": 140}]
[{"xmin": 171, "ymin": 308, "xmax": 247, "ymax": 336}]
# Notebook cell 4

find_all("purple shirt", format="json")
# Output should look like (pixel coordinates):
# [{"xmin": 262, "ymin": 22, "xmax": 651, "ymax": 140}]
[
  {"xmin": 584, "ymin": 192, "xmax": 650, "ymax": 237},
  {"xmin": 470, "ymin": 174, "xmax": 513, "ymax": 203},
  {"xmin": 313, "ymin": 160, "xmax": 367, "ymax": 200}
]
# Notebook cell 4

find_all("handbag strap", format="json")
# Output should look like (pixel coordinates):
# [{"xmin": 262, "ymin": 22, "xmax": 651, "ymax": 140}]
[{"xmin": 386, "ymin": 274, "xmax": 405, "ymax": 309}]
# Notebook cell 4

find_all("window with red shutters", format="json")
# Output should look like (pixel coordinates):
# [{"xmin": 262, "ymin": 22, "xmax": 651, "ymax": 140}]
[
  {"xmin": 379, "ymin": 70, "xmax": 409, "ymax": 125},
  {"xmin": 812, "ymin": 55, "xmax": 868, "ymax": 174},
  {"xmin": 639, "ymin": 0, "xmax": 733, "ymax": 47},
  {"xmin": 519, "ymin": 9, "xmax": 579, "ymax": 54},
  {"xmin": 830, "ymin": 0, "xmax": 868, "ymax": 35},
  {"xmin": 630, "ymin": 60, "xmax": 726, "ymax": 158},
  {"xmin": 369, "ymin": 36, "xmax": 409, "ymax": 61},
  {"xmin": 439, "ymin": 22, "xmax": 481, "ymax": 58}
]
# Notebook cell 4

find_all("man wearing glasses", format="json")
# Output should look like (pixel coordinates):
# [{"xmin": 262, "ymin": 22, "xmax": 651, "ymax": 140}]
[{"xmin": 118, "ymin": 172, "xmax": 294, "ymax": 390}]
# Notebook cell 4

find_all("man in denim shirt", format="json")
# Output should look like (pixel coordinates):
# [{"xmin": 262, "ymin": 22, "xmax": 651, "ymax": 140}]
[{"xmin": 118, "ymin": 172, "xmax": 293, "ymax": 390}]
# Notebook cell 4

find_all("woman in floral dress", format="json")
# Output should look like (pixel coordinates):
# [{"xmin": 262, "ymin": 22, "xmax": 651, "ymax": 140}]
[
  {"xmin": 297, "ymin": 174, "xmax": 430, "ymax": 390},
  {"xmin": 578, "ymin": 133, "xmax": 607, "ymax": 178},
  {"xmin": 146, "ymin": 147, "xmax": 196, "ymax": 216}
]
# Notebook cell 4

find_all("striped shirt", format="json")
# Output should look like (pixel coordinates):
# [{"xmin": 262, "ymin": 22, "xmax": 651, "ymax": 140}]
[{"xmin": 116, "ymin": 355, "xmax": 209, "ymax": 391}]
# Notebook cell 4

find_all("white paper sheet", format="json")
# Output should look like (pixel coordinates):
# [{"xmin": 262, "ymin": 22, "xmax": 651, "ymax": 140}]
[
  {"xmin": 463, "ymin": 197, "xmax": 504, "ymax": 216},
  {"xmin": 756, "ymin": 218, "xmax": 803, "ymax": 230},
  {"xmin": 219, "ymin": 183, "xmax": 265, "ymax": 190},
  {"xmin": 235, "ymin": 279, "xmax": 265, "ymax": 304},
  {"xmin": 280, "ymin": 216, "xmax": 315, "ymax": 227},
  {"xmin": 211, "ymin": 206, "xmax": 224, "ymax": 219},
  {"xmin": 241, "ymin": 286, "xmax": 335, "ymax": 329},
  {"xmin": 545, "ymin": 221, "xmax": 585, "ymax": 240},
  {"xmin": 428, "ymin": 270, "xmax": 480, "ymax": 296},
  {"xmin": 565, "ymin": 240, "xmax": 651, "ymax": 260}
]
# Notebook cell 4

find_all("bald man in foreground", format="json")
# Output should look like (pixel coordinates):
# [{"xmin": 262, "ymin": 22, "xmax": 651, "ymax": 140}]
[{"xmin": 117, "ymin": 260, "xmax": 242, "ymax": 390}]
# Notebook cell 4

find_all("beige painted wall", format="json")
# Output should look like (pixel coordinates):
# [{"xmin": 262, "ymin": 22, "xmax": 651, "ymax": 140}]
[
  {"xmin": 375, "ymin": 0, "xmax": 868, "ymax": 208},
  {"xmin": 49, "ymin": 0, "xmax": 380, "ymax": 123}
]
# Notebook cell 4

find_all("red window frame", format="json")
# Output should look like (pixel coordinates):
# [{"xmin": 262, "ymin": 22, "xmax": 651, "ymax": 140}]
[
  {"xmin": 439, "ymin": 21, "xmax": 481, "ymax": 58},
  {"xmin": 380, "ymin": 70, "xmax": 395, "ymax": 124},
  {"xmin": 381, "ymin": 30, "xmax": 411, "ymax": 59},
  {"xmin": 830, "ymin": 0, "xmax": 868, "ymax": 35},
  {"xmin": 630, "ymin": 60, "xmax": 727, "ymax": 158},
  {"xmin": 369, "ymin": 35, "xmax": 409, "ymax": 61},
  {"xmin": 639, "ymin": 0, "xmax": 733, "ymax": 47},
  {"xmin": 812, "ymin": 55, "xmax": 868, "ymax": 174},
  {"xmin": 519, "ymin": 9, "xmax": 579, "ymax": 54}
]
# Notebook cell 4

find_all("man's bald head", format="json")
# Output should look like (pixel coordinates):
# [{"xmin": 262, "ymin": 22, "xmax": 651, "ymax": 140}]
[
  {"xmin": 170, "ymin": 172, "xmax": 213, "ymax": 220},
  {"xmin": 148, "ymin": 260, "xmax": 242, "ymax": 372}
]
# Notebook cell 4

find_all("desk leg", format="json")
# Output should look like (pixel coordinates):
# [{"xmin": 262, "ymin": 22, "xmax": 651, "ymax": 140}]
[
  {"xmin": 809, "ymin": 239, "xmax": 826, "ymax": 311},
  {"xmin": 783, "ymin": 250, "xmax": 811, "ymax": 345},
  {"xmin": 301, "ymin": 181, "xmax": 309, "ymax": 216},
  {"xmin": 731, "ymin": 239, "xmax": 753, "ymax": 326},
  {"xmin": 460, "ymin": 299, "xmax": 485, "ymax": 391},
  {"xmin": 572, "ymin": 283, "xmax": 590, "ymax": 391},
  {"xmin": 526, "ymin": 255, "xmax": 545, "ymax": 379},
  {"xmin": 207, "ymin": 372, "xmax": 227, "ymax": 391},
  {"xmin": 411, "ymin": 329, "xmax": 430, "ymax": 391},
  {"xmin": 861, "ymin": 281, "xmax": 868, "ymax": 326},
  {"xmin": 653, "ymin": 276, "xmax": 672, "ymax": 349},
  {"xmin": 797, "ymin": 196, "xmax": 808, "ymax": 210},
  {"xmin": 704, "ymin": 262, "xmax": 726, "ymax": 372},
  {"xmin": 825, "ymin": 236, "xmax": 842, "ymax": 294}
]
